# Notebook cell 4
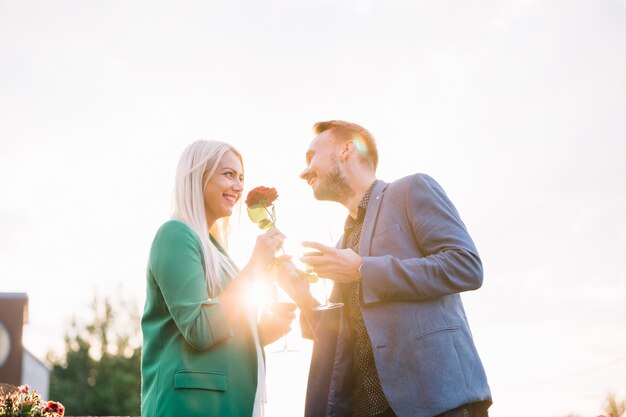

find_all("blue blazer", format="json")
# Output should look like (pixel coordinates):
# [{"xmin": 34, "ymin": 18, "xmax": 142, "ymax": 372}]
[{"xmin": 303, "ymin": 174, "xmax": 492, "ymax": 417}]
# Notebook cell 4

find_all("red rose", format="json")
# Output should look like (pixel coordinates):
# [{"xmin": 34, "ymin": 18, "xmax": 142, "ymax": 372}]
[{"xmin": 245, "ymin": 186, "xmax": 278, "ymax": 207}]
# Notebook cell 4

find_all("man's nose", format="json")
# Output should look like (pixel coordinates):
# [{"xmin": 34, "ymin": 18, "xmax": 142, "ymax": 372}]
[{"xmin": 299, "ymin": 167, "xmax": 310, "ymax": 180}]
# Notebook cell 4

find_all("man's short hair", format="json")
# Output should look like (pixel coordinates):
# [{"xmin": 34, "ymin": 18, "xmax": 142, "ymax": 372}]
[{"xmin": 313, "ymin": 120, "xmax": 378, "ymax": 170}]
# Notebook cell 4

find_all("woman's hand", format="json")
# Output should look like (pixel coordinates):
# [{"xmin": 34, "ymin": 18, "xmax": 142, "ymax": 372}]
[
  {"xmin": 258, "ymin": 304, "xmax": 296, "ymax": 346},
  {"xmin": 273, "ymin": 255, "xmax": 321, "ymax": 342},
  {"xmin": 274, "ymin": 255, "xmax": 317, "ymax": 309},
  {"xmin": 244, "ymin": 227, "xmax": 285, "ymax": 275}
]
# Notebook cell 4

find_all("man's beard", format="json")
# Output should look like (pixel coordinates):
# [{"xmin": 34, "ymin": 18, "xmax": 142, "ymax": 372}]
[{"xmin": 314, "ymin": 157, "xmax": 354, "ymax": 202}]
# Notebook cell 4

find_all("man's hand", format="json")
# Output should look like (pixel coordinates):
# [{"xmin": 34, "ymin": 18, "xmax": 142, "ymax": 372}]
[{"xmin": 300, "ymin": 241, "xmax": 363, "ymax": 283}]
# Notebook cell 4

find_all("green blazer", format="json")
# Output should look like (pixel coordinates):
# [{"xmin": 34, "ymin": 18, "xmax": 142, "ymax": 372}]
[{"xmin": 141, "ymin": 220, "xmax": 258, "ymax": 417}]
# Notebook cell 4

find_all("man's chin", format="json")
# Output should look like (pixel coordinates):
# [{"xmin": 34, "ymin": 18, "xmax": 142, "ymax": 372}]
[{"xmin": 313, "ymin": 188, "xmax": 337, "ymax": 202}]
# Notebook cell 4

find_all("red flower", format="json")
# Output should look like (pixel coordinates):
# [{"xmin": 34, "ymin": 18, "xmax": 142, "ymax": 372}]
[
  {"xmin": 43, "ymin": 400, "xmax": 65, "ymax": 416},
  {"xmin": 245, "ymin": 186, "xmax": 278, "ymax": 207}
]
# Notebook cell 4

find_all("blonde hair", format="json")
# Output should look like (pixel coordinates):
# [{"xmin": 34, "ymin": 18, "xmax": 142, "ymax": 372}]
[{"xmin": 171, "ymin": 140, "xmax": 243, "ymax": 296}]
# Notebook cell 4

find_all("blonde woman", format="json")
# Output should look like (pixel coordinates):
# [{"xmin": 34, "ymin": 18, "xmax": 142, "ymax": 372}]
[{"xmin": 141, "ymin": 140, "xmax": 294, "ymax": 417}]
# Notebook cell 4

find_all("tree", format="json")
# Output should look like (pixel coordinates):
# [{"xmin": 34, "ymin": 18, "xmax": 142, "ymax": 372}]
[
  {"xmin": 563, "ymin": 393, "xmax": 626, "ymax": 417},
  {"xmin": 47, "ymin": 294, "xmax": 141, "ymax": 416},
  {"xmin": 603, "ymin": 393, "xmax": 626, "ymax": 417}
]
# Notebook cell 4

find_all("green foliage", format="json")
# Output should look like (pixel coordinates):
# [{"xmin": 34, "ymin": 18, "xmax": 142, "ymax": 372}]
[{"xmin": 47, "ymin": 295, "xmax": 141, "ymax": 416}]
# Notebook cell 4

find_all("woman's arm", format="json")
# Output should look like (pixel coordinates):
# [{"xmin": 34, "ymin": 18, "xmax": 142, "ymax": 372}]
[{"xmin": 150, "ymin": 221, "xmax": 232, "ymax": 350}]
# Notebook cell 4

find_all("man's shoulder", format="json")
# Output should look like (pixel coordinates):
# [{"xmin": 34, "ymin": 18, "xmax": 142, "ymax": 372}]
[{"xmin": 386, "ymin": 173, "xmax": 440, "ymax": 193}]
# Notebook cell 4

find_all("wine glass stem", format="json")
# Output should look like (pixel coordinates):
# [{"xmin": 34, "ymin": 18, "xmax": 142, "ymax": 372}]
[
  {"xmin": 323, "ymin": 278, "xmax": 329, "ymax": 305},
  {"xmin": 272, "ymin": 283, "xmax": 292, "ymax": 352}
]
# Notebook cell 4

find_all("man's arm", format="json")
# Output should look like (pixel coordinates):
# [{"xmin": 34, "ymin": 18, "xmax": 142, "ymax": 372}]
[{"xmin": 360, "ymin": 174, "xmax": 483, "ymax": 304}]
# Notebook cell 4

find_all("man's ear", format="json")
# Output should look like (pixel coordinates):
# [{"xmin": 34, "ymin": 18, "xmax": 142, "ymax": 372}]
[{"xmin": 340, "ymin": 140, "xmax": 354, "ymax": 162}]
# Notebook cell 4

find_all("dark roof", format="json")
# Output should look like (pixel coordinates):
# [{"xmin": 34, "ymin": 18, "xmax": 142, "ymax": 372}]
[{"xmin": 0, "ymin": 293, "xmax": 28, "ymax": 300}]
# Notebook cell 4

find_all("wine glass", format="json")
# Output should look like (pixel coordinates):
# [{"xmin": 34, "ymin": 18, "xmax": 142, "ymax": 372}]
[
  {"xmin": 269, "ymin": 235, "xmax": 301, "ymax": 353},
  {"xmin": 311, "ymin": 271, "xmax": 344, "ymax": 311},
  {"xmin": 267, "ymin": 298, "xmax": 298, "ymax": 353},
  {"xmin": 310, "ymin": 226, "xmax": 344, "ymax": 311}
]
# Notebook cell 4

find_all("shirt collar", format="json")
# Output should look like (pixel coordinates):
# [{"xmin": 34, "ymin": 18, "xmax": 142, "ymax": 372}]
[{"xmin": 344, "ymin": 180, "xmax": 378, "ymax": 231}]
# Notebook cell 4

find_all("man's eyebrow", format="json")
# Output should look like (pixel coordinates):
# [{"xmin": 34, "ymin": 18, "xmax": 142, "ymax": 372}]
[{"xmin": 306, "ymin": 150, "xmax": 314, "ymax": 162}]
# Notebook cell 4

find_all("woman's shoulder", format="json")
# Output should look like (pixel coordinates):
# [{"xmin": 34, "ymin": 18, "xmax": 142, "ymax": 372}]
[{"xmin": 152, "ymin": 220, "xmax": 201, "ymax": 250}]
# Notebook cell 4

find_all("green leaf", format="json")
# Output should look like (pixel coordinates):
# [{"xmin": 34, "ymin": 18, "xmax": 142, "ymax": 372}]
[
  {"xmin": 247, "ymin": 206, "xmax": 270, "ymax": 224},
  {"xmin": 258, "ymin": 218, "xmax": 274, "ymax": 230}
]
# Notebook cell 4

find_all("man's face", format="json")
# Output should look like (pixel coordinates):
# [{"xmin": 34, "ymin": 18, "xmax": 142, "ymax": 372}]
[{"xmin": 300, "ymin": 131, "xmax": 352, "ymax": 202}]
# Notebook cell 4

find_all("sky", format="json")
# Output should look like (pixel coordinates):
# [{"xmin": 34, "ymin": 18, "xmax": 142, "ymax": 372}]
[{"xmin": 1, "ymin": 0, "xmax": 625, "ymax": 416}]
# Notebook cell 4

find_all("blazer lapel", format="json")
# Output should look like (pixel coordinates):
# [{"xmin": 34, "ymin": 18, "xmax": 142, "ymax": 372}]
[{"xmin": 359, "ymin": 180, "xmax": 388, "ymax": 256}]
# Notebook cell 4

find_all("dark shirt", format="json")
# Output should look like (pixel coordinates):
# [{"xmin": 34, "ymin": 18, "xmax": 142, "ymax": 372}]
[{"xmin": 342, "ymin": 180, "xmax": 391, "ymax": 417}]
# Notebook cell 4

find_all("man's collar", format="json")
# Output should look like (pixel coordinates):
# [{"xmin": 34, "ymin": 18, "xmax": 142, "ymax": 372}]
[
  {"xmin": 344, "ymin": 180, "xmax": 378, "ymax": 230},
  {"xmin": 359, "ymin": 180, "xmax": 378, "ymax": 208}
]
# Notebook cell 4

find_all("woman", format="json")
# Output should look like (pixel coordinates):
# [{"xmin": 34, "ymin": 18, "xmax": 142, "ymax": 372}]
[{"xmin": 141, "ymin": 140, "xmax": 294, "ymax": 417}]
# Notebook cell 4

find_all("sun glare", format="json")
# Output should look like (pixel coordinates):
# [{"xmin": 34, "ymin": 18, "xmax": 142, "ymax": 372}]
[{"xmin": 246, "ymin": 279, "xmax": 276, "ymax": 310}]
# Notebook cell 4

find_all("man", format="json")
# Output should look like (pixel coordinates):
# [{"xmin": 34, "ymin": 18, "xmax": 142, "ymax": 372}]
[{"xmin": 293, "ymin": 120, "xmax": 492, "ymax": 417}]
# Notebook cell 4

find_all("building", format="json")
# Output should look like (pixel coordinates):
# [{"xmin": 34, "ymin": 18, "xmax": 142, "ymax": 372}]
[{"xmin": 0, "ymin": 292, "xmax": 51, "ymax": 399}]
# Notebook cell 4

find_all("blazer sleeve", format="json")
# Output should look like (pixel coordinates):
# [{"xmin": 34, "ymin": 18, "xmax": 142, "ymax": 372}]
[
  {"xmin": 150, "ymin": 221, "xmax": 231, "ymax": 350},
  {"xmin": 361, "ymin": 174, "xmax": 483, "ymax": 303}
]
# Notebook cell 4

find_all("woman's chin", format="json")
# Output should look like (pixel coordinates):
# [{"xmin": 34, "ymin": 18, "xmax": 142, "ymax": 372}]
[{"xmin": 221, "ymin": 207, "xmax": 234, "ymax": 218}]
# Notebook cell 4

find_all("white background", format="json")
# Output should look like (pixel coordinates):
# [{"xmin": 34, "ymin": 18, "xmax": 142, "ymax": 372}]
[{"xmin": 1, "ymin": 1, "xmax": 625, "ymax": 416}]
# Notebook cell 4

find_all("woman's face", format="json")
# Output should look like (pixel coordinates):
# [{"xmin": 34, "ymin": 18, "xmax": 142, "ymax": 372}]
[{"xmin": 203, "ymin": 150, "xmax": 244, "ymax": 226}]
